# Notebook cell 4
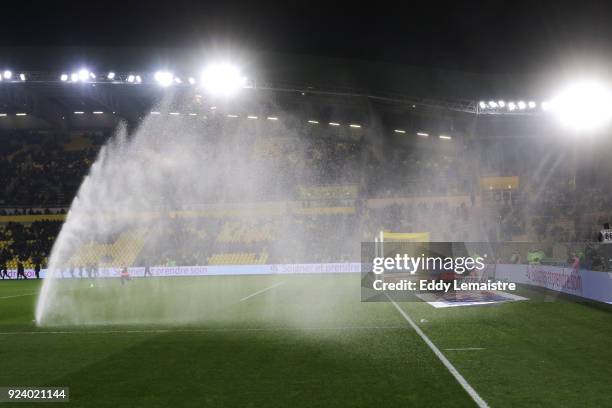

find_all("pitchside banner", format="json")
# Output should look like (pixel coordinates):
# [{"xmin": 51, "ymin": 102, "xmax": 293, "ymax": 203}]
[
  {"xmin": 6, "ymin": 241, "xmax": 612, "ymax": 304},
  {"xmin": 495, "ymin": 264, "xmax": 612, "ymax": 303},
  {"xmin": 8, "ymin": 262, "xmax": 361, "ymax": 280}
]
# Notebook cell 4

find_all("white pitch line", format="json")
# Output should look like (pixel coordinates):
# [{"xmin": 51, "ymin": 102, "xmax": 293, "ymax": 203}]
[
  {"xmin": 387, "ymin": 296, "xmax": 490, "ymax": 408},
  {"xmin": 444, "ymin": 348, "xmax": 486, "ymax": 351},
  {"xmin": 0, "ymin": 292, "xmax": 37, "ymax": 300},
  {"xmin": 239, "ymin": 281, "xmax": 285, "ymax": 302},
  {"xmin": 0, "ymin": 326, "xmax": 408, "ymax": 336}
]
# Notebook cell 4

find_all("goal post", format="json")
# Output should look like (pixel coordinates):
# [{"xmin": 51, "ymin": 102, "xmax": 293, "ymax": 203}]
[{"xmin": 374, "ymin": 231, "xmax": 430, "ymax": 258}]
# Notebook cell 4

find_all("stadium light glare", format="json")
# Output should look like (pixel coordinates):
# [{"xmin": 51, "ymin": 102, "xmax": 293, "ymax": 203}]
[
  {"xmin": 19, "ymin": 73, "xmax": 26, "ymax": 81},
  {"xmin": 3, "ymin": 70, "xmax": 12, "ymax": 79},
  {"xmin": 135, "ymin": 75, "xmax": 142, "ymax": 83},
  {"xmin": 200, "ymin": 63, "xmax": 246, "ymax": 96},
  {"xmin": 247, "ymin": 115, "xmax": 258, "ymax": 119},
  {"xmin": 150, "ymin": 111, "xmax": 161, "ymax": 115},
  {"xmin": 70, "ymin": 73, "xmax": 79, "ymax": 82},
  {"xmin": 174, "ymin": 77, "xmax": 182, "ymax": 84},
  {"xmin": 78, "ymin": 69, "xmax": 90, "ymax": 81},
  {"xmin": 308, "ymin": 120, "xmax": 319, "ymax": 124},
  {"xmin": 15, "ymin": 113, "xmax": 27, "ymax": 116},
  {"xmin": 550, "ymin": 80, "xmax": 612, "ymax": 131},
  {"xmin": 508, "ymin": 102, "xmax": 516, "ymax": 111},
  {"xmin": 416, "ymin": 132, "xmax": 429, "ymax": 137},
  {"xmin": 107, "ymin": 72, "xmax": 115, "ymax": 80},
  {"xmin": 154, "ymin": 71, "xmax": 174, "ymax": 87},
  {"xmin": 488, "ymin": 101, "xmax": 498, "ymax": 108},
  {"xmin": 349, "ymin": 124, "xmax": 361, "ymax": 128},
  {"xmin": 188, "ymin": 77, "xmax": 196, "ymax": 85},
  {"xmin": 541, "ymin": 101, "xmax": 551, "ymax": 111},
  {"xmin": 60, "ymin": 74, "xmax": 68, "ymax": 81},
  {"xmin": 394, "ymin": 129, "xmax": 406, "ymax": 133},
  {"xmin": 227, "ymin": 114, "xmax": 239, "ymax": 118},
  {"xmin": 93, "ymin": 111, "xmax": 103, "ymax": 114},
  {"xmin": 267, "ymin": 116, "xmax": 278, "ymax": 121},
  {"xmin": 169, "ymin": 112, "xmax": 180, "ymax": 116},
  {"xmin": 528, "ymin": 101, "xmax": 536, "ymax": 108},
  {"xmin": 329, "ymin": 122, "xmax": 340, "ymax": 126},
  {"xmin": 517, "ymin": 101, "xmax": 526, "ymax": 110},
  {"xmin": 498, "ymin": 100, "xmax": 505, "ymax": 108},
  {"xmin": 0, "ymin": 113, "xmax": 7, "ymax": 117},
  {"xmin": 74, "ymin": 111, "xmax": 84, "ymax": 114},
  {"xmin": 439, "ymin": 135, "xmax": 452, "ymax": 140},
  {"xmin": 479, "ymin": 101, "xmax": 486, "ymax": 109},
  {"xmin": 127, "ymin": 75, "xmax": 135, "ymax": 83}
]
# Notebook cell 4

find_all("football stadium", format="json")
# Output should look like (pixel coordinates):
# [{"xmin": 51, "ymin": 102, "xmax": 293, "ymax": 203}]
[{"xmin": 3, "ymin": 4, "xmax": 612, "ymax": 407}]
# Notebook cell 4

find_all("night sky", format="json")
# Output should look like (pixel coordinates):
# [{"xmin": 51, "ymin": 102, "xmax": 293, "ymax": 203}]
[{"xmin": 1, "ymin": 1, "xmax": 612, "ymax": 74}]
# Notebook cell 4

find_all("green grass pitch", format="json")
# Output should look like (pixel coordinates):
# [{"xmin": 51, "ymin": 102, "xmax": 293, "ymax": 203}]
[{"xmin": 1, "ymin": 275, "xmax": 612, "ymax": 407}]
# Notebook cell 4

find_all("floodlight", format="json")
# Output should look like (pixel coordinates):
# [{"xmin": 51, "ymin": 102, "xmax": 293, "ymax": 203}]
[
  {"xmin": 550, "ymin": 80, "xmax": 612, "ymax": 131},
  {"xmin": 60, "ymin": 74, "xmax": 68, "ymax": 81},
  {"xmin": 154, "ymin": 71, "xmax": 174, "ymax": 87},
  {"xmin": 3, "ymin": 70, "xmax": 12, "ymax": 79},
  {"xmin": 508, "ymin": 102, "xmax": 516, "ymax": 111},
  {"xmin": 498, "ymin": 100, "xmax": 505, "ymax": 108},
  {"xmin": 89, "ymin": 72, "xmax": 96, "ymax": 79},
  {"xmin": 188, "ymin": 77, "xmax": 196, "ymax": 85},
  {"xmin": 200, "ymin": 63, "xmax": 246, "ymax": 95},
  {"xmin": 541, "ymin": 101, "xmax": 551, "ymax": 111},
  {"xmin": 479, "ymin": 101, "xmax": 486, "ymax": 109},
  {"xmin": 107, "ymin": 72, "xmax": 115, "ymax": 80},
  {"xmin": 78, "ymin": 69, "xmax": 89, "ymax": 81},
  {"xmin": 135, "ymin": 75, "xmax": 142, "ymax": 83},
  {"xmin": 71, "ymin": 73, "xmax": 79, "ymax": 82},
  {"xmin": 174, "ymin": 77, "xmax": 182, "ymax": 84},
  {"xmin": 517, "ymin": 101, "xmax": 526, "ymax": 110},
  {"xmin": 528, "ymin": 101, "xmax": 536, "ymax": 108},
  {"xmin": 488, "ymin": 101, "xmax": 498, "ymax": 108},
  {"xmin": 127, "ymin": 75, "xmax": 135, "ymax": 83},
  {"xmin": 19, "ymin": 73, "xmax": 25, "ymax": 81}
]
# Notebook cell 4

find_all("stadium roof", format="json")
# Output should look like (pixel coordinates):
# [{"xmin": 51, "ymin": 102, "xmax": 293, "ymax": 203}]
[{"xmin": 0, "ymin": 47, "xmax": 558, "ymax": 130}]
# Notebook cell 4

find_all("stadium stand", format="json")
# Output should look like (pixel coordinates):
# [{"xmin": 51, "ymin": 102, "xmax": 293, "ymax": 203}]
[{"xmin": 2, "ymin": 96, "xmax": 612, "ymax": 271}]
